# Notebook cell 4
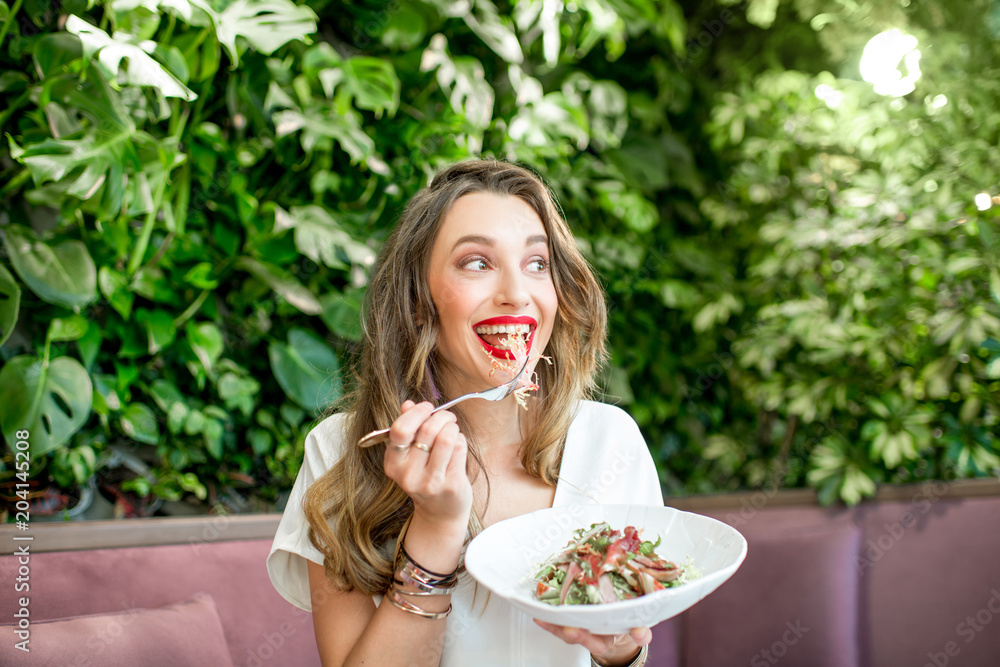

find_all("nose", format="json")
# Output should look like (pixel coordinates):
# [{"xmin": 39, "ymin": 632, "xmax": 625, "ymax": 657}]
[{"xmin": 494, "ymin": 268, "xmax": 530, "ymax": 309}]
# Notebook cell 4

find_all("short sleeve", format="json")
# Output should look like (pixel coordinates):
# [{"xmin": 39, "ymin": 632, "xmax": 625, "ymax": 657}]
[
  {"xmin": 266, "ymin": 413, "xmax": 350, "ymax": 611},
  {"xmin": 555, "ymin": 401, "xmax": 663, "ymax": 507}
]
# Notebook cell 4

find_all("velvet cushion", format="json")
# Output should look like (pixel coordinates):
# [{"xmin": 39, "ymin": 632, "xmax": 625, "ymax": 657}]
[
  {"xmin": 0, "ymin": 592, "xmax": 234, "ymax": 667},
  {"xmin": 682, "ymin": 518, "xmax": 862, "ymax": 667}
]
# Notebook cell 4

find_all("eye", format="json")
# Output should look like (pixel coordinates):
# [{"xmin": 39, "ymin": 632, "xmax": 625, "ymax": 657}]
[
  {"xmin": 460, "ymin": 256, "xmax": 490, "ymax": 271},
  {"xmin": 527, "ymin": 257, "xmax": 549, "ymax": 273}
]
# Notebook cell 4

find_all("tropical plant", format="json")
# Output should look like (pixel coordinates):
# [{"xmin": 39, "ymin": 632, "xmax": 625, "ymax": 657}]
[{"xmin": 1, "ymin": 0, "xmax": 997, "ymax": 514}]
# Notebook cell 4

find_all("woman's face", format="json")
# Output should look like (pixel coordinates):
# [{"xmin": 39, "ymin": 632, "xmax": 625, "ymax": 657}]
[{"xmin": 427, "ymin": 192, "xmax": 558, "ymax": 395}]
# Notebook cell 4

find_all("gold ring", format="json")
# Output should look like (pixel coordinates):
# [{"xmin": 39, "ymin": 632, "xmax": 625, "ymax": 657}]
[
  {"xmin": 412, "ymin": 441, "xmax": 431, "ymax": 452},
  {"xmin": 390, "ymin": 442, "xmax": 410, "ymax": 452}
]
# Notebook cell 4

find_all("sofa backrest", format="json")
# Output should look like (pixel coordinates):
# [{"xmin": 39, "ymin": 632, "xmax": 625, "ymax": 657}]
[
  {"xmin": 650, "ymin": 479, "xmax": 1000, "ymax": 667},
  {"xmin": 0, "ymin": 517, "xmax": 321, "ymax": 667}
]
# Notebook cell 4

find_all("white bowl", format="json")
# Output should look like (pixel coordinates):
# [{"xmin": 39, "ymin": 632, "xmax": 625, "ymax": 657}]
[{"xmin": 464, "ymin": 504, "xmax": 747, "ymax": 634}]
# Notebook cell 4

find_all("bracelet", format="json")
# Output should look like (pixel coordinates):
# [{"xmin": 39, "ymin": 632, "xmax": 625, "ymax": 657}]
[
  {"xmin": 399, "ymin": 543, "xmax": 459, "ymax": 586},
  {"xmin": 386, "ymin": 585, "xmax": 452, "ymax": 620},
  {"xmin": 590, "ymin": 643, "xmax": 648, "ymax": 667},
  {"xmin": 393, "ymin": 576, "xmax": 454, "ymax": 596}
]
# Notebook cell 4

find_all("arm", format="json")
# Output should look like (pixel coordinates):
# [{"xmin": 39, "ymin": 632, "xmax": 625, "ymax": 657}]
[{"xmin": 308, "ymin": 401, "xmax": 471, "ymax": 667}]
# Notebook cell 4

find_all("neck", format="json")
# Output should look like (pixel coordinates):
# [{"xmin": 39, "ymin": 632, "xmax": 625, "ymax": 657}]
[{"xmin": 454, "ymin": 394, "xmax": 526, "ymax": 452}]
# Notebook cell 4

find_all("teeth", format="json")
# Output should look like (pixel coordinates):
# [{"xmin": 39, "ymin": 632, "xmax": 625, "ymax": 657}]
[{"xmin": 474, "ymin": 323, "xmax": 531, "ymax": 336}]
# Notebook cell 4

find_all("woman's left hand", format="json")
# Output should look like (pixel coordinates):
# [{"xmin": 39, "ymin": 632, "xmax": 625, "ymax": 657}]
[{"xmin": 533, "ymin": 620, "xmax": 651, "ymax": 665}]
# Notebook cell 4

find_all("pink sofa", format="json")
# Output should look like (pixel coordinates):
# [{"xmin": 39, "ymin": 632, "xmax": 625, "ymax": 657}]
[
  {"xmin": 0, "ymin": 515, "xmax": 320, "ymax": 667},
  {"xmin": 2, "ymin": 480, "xmax": 998, "ymax": 666}
]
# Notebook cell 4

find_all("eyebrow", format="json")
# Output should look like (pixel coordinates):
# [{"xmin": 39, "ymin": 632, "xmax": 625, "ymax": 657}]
[{"xmin": 451, "ymin": 234, "xmax": 549, "ymax": 252}]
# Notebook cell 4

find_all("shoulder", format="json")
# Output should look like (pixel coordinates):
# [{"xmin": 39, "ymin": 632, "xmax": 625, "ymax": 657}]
[
  {"xmin": 568, "ymin": 400, "xmax": 643, "ymax": 439},
  {"xmin": 301, "ymin": 412, "xmax": 352, "ymax": 475},
  {"xmin": 565, "ymin": 400, "xmax": 646, "ymax": 459},
  {"xmin": 559, "ymin": 400, "xmax": 660, "ymax": 505}
]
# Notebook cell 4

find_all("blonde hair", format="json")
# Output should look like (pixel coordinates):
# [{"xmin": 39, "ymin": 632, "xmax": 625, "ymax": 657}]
[{"xmin": 304, "ymin": 158, "xmax": 608, "ymax": 594}]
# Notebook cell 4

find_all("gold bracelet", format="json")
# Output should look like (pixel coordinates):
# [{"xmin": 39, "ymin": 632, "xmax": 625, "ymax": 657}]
[
  {"xmin": 386, "ymin": 585, "xmax": 452, "ymax": 620},
  {"xmin": 590, "ymin": 643, "xmax": 648, "ymax": 667}
]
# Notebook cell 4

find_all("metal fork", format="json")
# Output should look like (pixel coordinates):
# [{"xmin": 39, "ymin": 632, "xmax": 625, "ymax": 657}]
[{"xmin": 357, "ymin": 357, "xmax": 531, "ymax": 448}]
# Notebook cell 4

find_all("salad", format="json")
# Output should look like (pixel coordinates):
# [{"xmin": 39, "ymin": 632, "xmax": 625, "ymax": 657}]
[
  {"xmin": 483, "ymin": 331, "xmax": 550, "ymax": 409},
  {"xmin": 532, "ymin": 522, "xmax": 698, "ymax": 605}
]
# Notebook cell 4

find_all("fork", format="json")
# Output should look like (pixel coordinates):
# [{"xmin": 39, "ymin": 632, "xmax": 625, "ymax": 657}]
[{"xmin": 357, "ymin": 357, "xmax": 531, "ymax": 448}]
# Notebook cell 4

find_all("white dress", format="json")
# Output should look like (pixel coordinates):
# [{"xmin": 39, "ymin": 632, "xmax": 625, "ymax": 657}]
[{"xmin": 267, "ymin": 400, "xmax": 663, "ymax": 667}]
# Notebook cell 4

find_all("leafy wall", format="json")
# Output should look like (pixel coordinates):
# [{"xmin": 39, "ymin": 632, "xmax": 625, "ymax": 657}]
[{"xmin": 1, "ymin": 0, "xmax": 998, "ymax": 515}]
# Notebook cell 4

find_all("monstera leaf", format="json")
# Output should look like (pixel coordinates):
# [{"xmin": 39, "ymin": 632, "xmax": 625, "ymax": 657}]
[
  {"xmin": 2, "ymin": 224, "xmax": 97, "ymax": 311},
  {"xmin": 274, "ymin": 205, "xmax": 373, "ymax": 270},
  {"xmin": 0, "ymin": 263, "xmax": 20, "ymax": 347},
  {"xmin": 268, "ymin": 328, "xmax": 341, "ymax": 414},
  {"xmin": 216, "ymin": 0, "xmax": 318, "ymax": 66},
  {"xmin": 66, "ymin": 15, "xmax": 197, "ymax": 100},
  {"xmin": 0, "ymin": 355, "xmax": 93, "ymax": 456}
]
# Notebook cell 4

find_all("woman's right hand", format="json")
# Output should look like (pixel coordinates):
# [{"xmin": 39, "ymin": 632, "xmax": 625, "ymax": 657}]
[{"xmin": 382, "ymin": 400, "xmax": 473, "ymax": 530}]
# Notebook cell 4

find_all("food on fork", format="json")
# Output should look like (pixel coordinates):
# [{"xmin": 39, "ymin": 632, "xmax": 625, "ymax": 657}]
[{"xmin": 480, "ymin": 329, "xmax": 550, "ymax": 409}]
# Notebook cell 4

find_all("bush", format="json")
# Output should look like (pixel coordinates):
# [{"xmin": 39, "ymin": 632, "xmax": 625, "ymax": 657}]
[{"xmin": 0, "ymin": 0, "xmax": 997, "ymax": 513}]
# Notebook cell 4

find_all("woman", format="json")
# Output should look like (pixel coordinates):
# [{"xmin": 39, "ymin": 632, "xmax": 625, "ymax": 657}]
[{"xmin": 267, "ymin": 159, "xmax": 661, "ymax": 666}]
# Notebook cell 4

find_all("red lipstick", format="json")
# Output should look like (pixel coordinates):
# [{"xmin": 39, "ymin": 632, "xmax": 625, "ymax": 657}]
[{"xmin": 473, "ymin": 316, "xmax": 537, "ymax": 360}]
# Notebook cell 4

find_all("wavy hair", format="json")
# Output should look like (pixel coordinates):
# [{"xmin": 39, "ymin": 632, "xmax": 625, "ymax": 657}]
[{"xmin": 303, "ymin": 158, "xmax": 608, "ymax": 594}]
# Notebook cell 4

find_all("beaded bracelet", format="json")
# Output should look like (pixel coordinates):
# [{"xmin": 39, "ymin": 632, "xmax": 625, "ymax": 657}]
[
  {"xmin": 590, "ymin": 643, "xmax": 649, "ymax": 667},
  {"xmin": 386, "ymin": 585, "xmax": 452, "ymax": 620}
]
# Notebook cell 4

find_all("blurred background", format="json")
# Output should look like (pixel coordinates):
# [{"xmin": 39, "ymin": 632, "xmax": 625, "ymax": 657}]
[{"xmin": 1, "ymin": 0, "xmax": 998, "ymax": 521}]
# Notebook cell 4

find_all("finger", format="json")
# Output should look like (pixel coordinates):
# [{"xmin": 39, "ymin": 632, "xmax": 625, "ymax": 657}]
[
  {"xmin": 532, "ymin": 621, "xmax": 607, "ymax": 653},
  {"xmin": 446, "ymin": 432, "xmax": 468, "ymax": 477},
  {"xmin": 411, "ymin": 409, "xmax": 458, "ymax": 454},
  {"xmin": 630, "ymin": 627, "xmax": 652, "ymax": 646},
  {"xmin": 387, "ymin": 401, "xmax": 434, "ymax": 448},
  {"xmin": 423, "ymin": 421, "xmax": 461, "ymax": 480}
]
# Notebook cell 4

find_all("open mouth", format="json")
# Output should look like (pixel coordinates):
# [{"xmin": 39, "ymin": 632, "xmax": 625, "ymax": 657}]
[{"xmin": 474, "ymin": 320, "xmax": 535, "ymax": 360}]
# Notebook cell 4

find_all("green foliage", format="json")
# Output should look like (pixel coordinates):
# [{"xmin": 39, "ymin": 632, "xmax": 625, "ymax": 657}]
[{"xmin": 0, "ymin": 0, "xmax": 997, "ymax": 510}]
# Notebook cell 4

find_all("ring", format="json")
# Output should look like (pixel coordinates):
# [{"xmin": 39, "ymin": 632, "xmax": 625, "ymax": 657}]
[
  {"xmin": 390, "ymin": 442, "xmax": 410, "ymax": 452},
  {"xmin": 412, "ymin": 441, "xmax": 431, "ymax": 453}
]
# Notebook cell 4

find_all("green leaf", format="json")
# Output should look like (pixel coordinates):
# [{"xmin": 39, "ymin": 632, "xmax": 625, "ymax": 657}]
[
  {"xmin": 92, "ymin": 373, "xmax": 122, "ymax": 415},
  {"xmin": 66, "ymin": 16, "xmax": 197, "ymax": 100},
  {"xmin": 248, "ymin": 428, "xmax": 273, "ymax": 456},
  {"xmin": 135, "ymin": 308, "xmax": 177, "ymax": 354},
  {"xmin": 216, "ymin": 0, "xmax": 318, "ymax": 67},
  {"xmin": 342, "ymin": 57, "xmax": 401, "ymax": 116},
  {"xmin": 76, "ymin": 320, "xmax": 102, "ymax": 369},
  {"xmin": 840, "ymin": 466, "xmax": 877, "ymax": 505},
  {"xmin": 0, "ymin": 262, "xmax": 21, "ymax": 347},
  {"xmin": 320, "ymin": 288, "xmax": 364, "ymax": 342},
  {"xmin": 268, "ymin": 328, "xmax": 341, "ymax": 414},
  {"xmin": 747, "ymin": 0, "xmax": 780, "ymax": 29},
  {"xmin": 186, "ymin": 321, "xmax": 224, "ymax": 375},
  {"xmin": 119, "ymin": 403, "xmax": 160, "ymax": 444},
  {"xmin": 3, "ymin": 224, "xmax": 97, "ymax": 311},
  {"xmin": 659, "ymin": 280, "xmax": 698, "ymax": 309},
  {"xmin": 203, "ymin": 418, "xmax": 224, "ymax": 459},
  {"xmin": 462, "ymin": 6, "xmax": 523, "ymax": 64},
  {"xmin": 235, "ymin": 256, "xmax": 322, "ymax": 315},
  {"xmin": 380, "ymin": 3, "xmax": 427, "ymax": 50},
  {"xmin": 49, "ymin": 314, "xmax": 89, "ymax": 342},
  {"xmin": 274, "ymin": 205, "xmax": 373, "ymax": 269},
  {"xmin": 32, "ymin": 32, "xmax": 85, "ymax": 78},
  {"xmin": 183, "ymin": 262, "xmax": 219, "ymax": 289},
  {"xmin": 0, "ymin": 355, "xmax": 93, "ymax": 456},
  {"xmin": 98, "ymin": 266, "xmax": 134, "ymax": 319}
]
